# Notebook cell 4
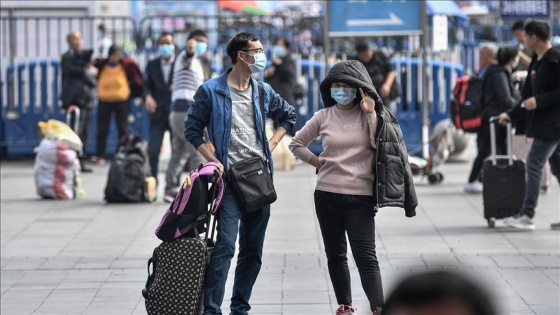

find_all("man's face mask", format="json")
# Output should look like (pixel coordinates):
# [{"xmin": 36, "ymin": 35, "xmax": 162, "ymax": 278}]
[
  {"xmin": 241, "ymin": 51, "xmax": 267, "ymax": 73},
  {"xmin": 331, "ymin": 87, "xmax": 357, "ymax": 105},
  {"xmin": 195, "ymin": 42, "xmax": 208, "ymax": 55},
  {"xmin": 158, "ymin": 44, "xmax": 174, "ymax": 58}
]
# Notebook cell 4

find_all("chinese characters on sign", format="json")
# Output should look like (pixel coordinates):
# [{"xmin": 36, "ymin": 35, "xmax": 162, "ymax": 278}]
[{"xmin": 500, "ymin": 0, "xmax": 549, "ymax": 18}]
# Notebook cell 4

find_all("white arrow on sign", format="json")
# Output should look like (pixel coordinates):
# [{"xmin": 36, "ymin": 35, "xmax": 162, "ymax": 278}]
[{"xmin": 346, "ymin": 12, "xmax": 404, "ymax": 26}]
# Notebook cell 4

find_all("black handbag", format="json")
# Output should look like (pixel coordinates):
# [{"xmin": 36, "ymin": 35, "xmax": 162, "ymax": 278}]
[{"xmin": 227, "ymin": 82, "xmax": 277, "ymax": 212}]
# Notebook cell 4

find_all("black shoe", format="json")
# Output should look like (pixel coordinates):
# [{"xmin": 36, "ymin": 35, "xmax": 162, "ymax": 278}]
[{"xmin": 81, "ymin": 166, "xmax": 93, "ymax": 173}]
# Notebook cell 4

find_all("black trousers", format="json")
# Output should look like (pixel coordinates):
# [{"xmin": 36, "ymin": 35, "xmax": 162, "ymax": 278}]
[
  {"xmin": 67, "ymin": 106, "xmax": 91, "ymax": 156},
  {"xmin": 314, "ymin": 190, "xmax": 383, "ymax": 311},
  {"xmin": 77, "ymin": 107, "xmax": 91, "ymax": 153},
  {"xmin": 468, "ymin": 121, "xmax": 507, "ymax": 183},
  {"xmin": 96, "ymin": 100, "xmax": 129, "ymax": 158}
]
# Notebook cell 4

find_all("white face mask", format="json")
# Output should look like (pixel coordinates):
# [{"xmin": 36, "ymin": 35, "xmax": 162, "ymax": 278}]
[
  {"xmin": 241, "ymin": 52, "xmax": 267, "ymax": 73},
  {"xmin": 331, "ymin": 87, "xmax": 357, "ymax": 105}
]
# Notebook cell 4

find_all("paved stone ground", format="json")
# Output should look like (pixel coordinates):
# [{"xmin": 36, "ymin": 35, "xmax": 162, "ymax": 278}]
[{"xmin": 1, "ymin": 146, "xmax": 559, "ymax": 315}]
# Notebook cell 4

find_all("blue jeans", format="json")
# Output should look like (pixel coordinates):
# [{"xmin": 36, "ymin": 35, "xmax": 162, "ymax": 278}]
[
  {"xmin": 203, "ymin": 185, "xmax": 271, "ymax": 315},
  {"xmin": 521, "ymin": 137, "xmax": 560, "ymax": 218}
]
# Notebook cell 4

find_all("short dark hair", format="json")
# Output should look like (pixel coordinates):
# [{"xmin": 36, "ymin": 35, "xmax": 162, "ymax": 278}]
[
  {"xmin": 108, "ymin": 44, "xmax": 121, "ymax": 57},
  {"xmin": 98, "ymin": 23, "xmax": 106, "ymax": 33},
  {"xmin": 511, "ymin": 20, "xmax": 525, "ymax": 32},
  {"xmin": 158, "ymin": 31, "xmax": 173, "ymax": 44},
  {"xmin": 274, "ymin": 38, "xmax": 290, "ymax": 49},
  {"xmin": 188, "ymin": 29, "xmax": 207, "ymax": 41},
  {"xmin": 524, "ymin": 20, "xmax": 550, "ymax": 41},
  {"xmin": 497, "ymin": 46, "xmax": 518, "ymax": 66},
  {"xmin": 382, "ymin": 270, "xmax": 497, "ymax": 315},
  {"xmin": 355, "ymin": 41, "xmax": 371, "ymax": 53},
  {"xmin": 226, "ymin": 32, "xmax": 260, "ymax": 65}
]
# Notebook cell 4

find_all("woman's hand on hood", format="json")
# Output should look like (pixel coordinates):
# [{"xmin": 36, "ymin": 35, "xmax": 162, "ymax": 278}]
[{"xmin": 359, "ymin": 88, "xmax": 376, "ymax": 114}]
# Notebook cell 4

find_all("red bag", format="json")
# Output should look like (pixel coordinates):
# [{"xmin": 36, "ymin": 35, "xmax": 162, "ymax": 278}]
[{"xmin": 450, "ymin": 75, "xmax": 483, "ymax": 133}]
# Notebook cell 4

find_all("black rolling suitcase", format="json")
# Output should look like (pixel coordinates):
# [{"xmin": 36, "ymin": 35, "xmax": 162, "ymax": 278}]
[
  {"xmin": 143, "ymin": 185, "xmax": 218, "ymax": 315},
  {"xmin": 482, "ymin": 117, "xmax": 525, "ymax": 227}
]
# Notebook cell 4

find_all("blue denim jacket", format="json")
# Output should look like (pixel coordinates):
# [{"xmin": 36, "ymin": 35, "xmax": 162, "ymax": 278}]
[{"xmin": 184, "ymin": 68, "xmax": 296, "ymax": 175}]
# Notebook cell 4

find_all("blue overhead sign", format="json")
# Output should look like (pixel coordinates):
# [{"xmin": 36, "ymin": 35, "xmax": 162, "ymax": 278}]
[
  {"xmin": 500, "ymin": 0, "xmax": 549, "ymax": 18},
  {"xmin": 328, "ymin": 0, "xmax": 422, "ymax": 37}
]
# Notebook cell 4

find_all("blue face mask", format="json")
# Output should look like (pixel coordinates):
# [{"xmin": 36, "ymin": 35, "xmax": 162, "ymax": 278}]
[
  {"xmin": 158, "ymin": 44, "xmax": 174, "ymax": 58},
  {"xmin": 242, "ymin": 52, "xmax": 267, "ymax": 73},
  {"xmin": 195, "ymin": 42, "xmax": 208, "ymax": 55},
  {"xmin": 331, "ymin": 87, "xmax": 357, "ymax": 105},
  {"xmin": 272, "ymin": 45, "xmax": 285, "ymax": 57}
]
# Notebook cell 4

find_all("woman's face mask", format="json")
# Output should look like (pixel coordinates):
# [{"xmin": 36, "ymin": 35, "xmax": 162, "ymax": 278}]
[
  {"xmin": 158, "ymin": 44, "xmax": 174, "ymax": 58},
  {"xmin": 272, "ymin": 45, "xmax": 286, "ymax": 58},
  {"xmin": 242, "ymin": 52, "xmax": 267, "ymax": 73},
  {"xmin": 195, "ymin": 42, "xmax": 208, "ymax": 55},
  {"xmin": 331, "ymin": 87, "xmax": 357, "ymax": 105}
]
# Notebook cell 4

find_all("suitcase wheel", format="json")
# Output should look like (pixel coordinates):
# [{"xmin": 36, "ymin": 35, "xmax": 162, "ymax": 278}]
[
  {"xmin": 487, "ymin": 218, "xmax": 496, "ymax": 228},
  {"xmin": 428, "ymin": 172, "xmax": 444, "ymax": 184}
]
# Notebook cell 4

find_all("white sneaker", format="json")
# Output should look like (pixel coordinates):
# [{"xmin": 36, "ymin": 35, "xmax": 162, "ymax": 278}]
[
  {"xmin": 463, "ymin": 181, "xmax": 483, "ymax": 194},
  {"xmin": 503, "ymin": 214, "xmax": 535, "ymax": 230}
]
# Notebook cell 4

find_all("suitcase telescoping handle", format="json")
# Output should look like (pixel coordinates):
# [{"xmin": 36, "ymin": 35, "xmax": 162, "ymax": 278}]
[
  {"xmin": 204, "ymin": 170, "xmax": 221, "ymax": 244},
  {"xmin": 489, "ymin": 116, "xmax": 513, "ymax": 166}
]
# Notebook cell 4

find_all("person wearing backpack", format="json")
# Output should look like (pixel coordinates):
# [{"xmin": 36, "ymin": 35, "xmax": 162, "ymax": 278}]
[
  {"xmin": 92, "ymin": 45, "xmax": 144, "ymax": 165},
  {"xmin": 464, "ymin": 46, "xmax": 520, "ymax": 194},
  {"xmin": 184, "ymin": 32, "xmax": 296, "ymax": 315},
  {"xmin": 499, "ymin": 21, "xmax": 560, "ymax": 230}
]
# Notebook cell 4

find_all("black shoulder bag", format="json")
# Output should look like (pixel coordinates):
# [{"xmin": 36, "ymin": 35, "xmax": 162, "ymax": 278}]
[{"xmin": 226, "ymin": 82, "xmax": 277, "ymax": 212}]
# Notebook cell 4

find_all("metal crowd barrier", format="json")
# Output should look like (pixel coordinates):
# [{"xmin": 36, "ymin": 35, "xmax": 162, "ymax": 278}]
[
  {"xmin": 0, "ymin": 60, "xmax": 149, "ymax": 159},
  {"xmin": 0, "ymin": 56, "xmax": 462, "ymax": 159}
]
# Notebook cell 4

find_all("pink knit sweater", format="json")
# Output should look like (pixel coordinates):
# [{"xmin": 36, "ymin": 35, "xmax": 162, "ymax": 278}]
[{"xmin": 289, "ymin": 105, "xmax": 378, "ymax": 196}]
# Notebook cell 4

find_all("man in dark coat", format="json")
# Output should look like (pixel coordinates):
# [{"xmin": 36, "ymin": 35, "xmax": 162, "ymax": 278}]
[
  {"xmin": 353, "ymin": 41, "xmax": 399, "ymax": 110},
  {"xmin": 60, "ymin": 31, "xmax": 98, "ymax": 172},
  {"xmin": 264, "ymin": 38, "xmax": 297, "ymax": 106},
  {"xmin": 144, "ymin": 31, "xmax": 175, "ymax": 180},
  {"xmin": 500, "ymin": 21, "xmax": 560, "ymax": 230}
]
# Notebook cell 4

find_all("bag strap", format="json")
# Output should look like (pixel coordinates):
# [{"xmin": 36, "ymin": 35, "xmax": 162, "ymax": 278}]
[{"xmin": 257, "ymin": 82, "xmax": 268, "ymax": 163}]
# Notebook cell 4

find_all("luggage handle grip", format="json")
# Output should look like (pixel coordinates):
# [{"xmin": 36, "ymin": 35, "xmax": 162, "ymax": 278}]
[{"xmin": 489, "ymin": 116, "xmax": 513, "ymax": 166}]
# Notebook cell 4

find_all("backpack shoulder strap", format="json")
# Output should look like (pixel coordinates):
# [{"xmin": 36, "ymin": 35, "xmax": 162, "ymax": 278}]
[{"xmin": 257, "ymin": 82, "xmax": 269, "ymax": 164}]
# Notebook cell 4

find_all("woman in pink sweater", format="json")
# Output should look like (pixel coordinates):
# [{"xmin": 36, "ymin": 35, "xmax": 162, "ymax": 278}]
[{"xmin": 290, "ymin": 60, "xmax": 417, "ymax": 315}]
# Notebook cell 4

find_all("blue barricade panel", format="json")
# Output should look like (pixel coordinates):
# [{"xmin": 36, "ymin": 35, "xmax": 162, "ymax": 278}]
[{"xmin": 1, "ymin": 57, "xmax": 462, "ymax": 159}]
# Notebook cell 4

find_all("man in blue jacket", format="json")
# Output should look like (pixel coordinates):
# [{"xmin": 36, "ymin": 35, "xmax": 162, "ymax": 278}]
[{"xmin": 185, "ymin": 32, "xmax": 296, "ymax": 315}]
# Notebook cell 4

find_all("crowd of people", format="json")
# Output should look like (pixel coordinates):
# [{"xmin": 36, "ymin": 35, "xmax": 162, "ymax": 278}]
[
  {"xmin": 58, "ymin": 18, "xmax": 558, "ymax": 315},
  {"xmin": 461, "ymin": 20, "xmax": 559, "ymax": 231}
]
